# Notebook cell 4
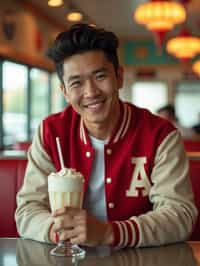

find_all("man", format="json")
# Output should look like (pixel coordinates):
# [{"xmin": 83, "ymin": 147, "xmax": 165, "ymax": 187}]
[{"xmin": 15, "ymin": 24, "xmax": 197, "ymax": 248}]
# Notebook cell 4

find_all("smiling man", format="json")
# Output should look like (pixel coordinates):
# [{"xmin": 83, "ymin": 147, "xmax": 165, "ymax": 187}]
[{"xmin": 15, "ymin": 24, "xmax": 197, "ymax": 248}]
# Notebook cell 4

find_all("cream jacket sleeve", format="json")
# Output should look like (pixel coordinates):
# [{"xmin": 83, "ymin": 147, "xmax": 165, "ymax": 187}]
[
  {"xmin": 131, "ymin": 130, "xmax": 198, "ymax": 247},
  {"xmin": 15, "ymin": 124, "xmax": 55, "ymax": 243}
]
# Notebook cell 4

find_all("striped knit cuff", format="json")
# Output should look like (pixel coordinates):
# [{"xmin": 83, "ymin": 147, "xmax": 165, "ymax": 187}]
[{"xmin": 110, "ymin": 219, "xmax": 140, "ymax": 247}]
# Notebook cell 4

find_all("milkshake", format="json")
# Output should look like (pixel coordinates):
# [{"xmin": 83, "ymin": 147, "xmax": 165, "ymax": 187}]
[
  {"xmin": 49, "ymin": 137, "xmax": 86, "ymax": 257},
  {"xmin": 48, "ymin": 168, "xmax": 84, "ymax": 212}
]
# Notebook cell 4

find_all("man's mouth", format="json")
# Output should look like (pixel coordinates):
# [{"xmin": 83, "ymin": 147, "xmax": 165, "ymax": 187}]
[{"xmin": 83, "ymin": 99, "xmax": 105, "ymax": 110}]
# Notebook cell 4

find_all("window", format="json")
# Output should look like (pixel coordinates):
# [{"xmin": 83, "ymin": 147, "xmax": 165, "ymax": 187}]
[
  {"xmin": 175, "ymin": 81, "xmax": 200, "ymax": 127},
  {"xmin": 131, "ymin": 81, "xmax": 168, "ymax": 114},
  {"xmin": 0, "ymin": 59, "xmax": 63, "ymax": 148},
  {"xmin": 30, "ymin": 68, "xmax": 50, "ymax": 137},
  {"xmin": 2, "ymin": 61, "xmax": 28, "ymax": 146}
]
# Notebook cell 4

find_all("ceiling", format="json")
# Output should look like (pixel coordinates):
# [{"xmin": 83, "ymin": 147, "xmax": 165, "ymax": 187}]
[{"xmin": 22, "ymin": 0, "xmax": 200, "ymax": 40}]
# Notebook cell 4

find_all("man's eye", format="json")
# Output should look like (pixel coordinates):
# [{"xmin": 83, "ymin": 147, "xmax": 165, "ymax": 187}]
[
  {"xmin": 96, "ymin": 73, "xmax": 106, "ymax": 80},
  {"xmin": 70, "ymin": 81, "xmax": 81, "ymax": 88}
]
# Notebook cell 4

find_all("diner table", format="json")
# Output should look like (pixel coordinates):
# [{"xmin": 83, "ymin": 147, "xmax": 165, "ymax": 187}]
[{"xmin": 0, "ymin": 238, "xmax": 200, "ymax": 266}]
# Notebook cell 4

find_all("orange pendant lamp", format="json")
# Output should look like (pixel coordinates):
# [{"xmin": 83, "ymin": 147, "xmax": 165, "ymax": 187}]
[
  {"xmin": 166, "ymin": 28, "xmax": 200, "ymax": 63},
  {"xmin": 134, "ymin": 0, "xmax": 186, "ymax": 48},
  {"xmin": 192, "ymin": 60, "xmax": 200, "ymax": 76}
]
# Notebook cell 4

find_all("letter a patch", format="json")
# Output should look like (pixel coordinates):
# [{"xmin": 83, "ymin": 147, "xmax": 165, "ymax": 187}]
[{"xmin": 126, "ymin": 157, "xmax": 151, "ymax": 197}]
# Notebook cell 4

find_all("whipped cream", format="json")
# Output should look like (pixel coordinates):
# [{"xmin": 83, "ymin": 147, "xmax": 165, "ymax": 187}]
[{"xmin": 48, "ymin": 168, "xmax": 84, "ymax": 192}]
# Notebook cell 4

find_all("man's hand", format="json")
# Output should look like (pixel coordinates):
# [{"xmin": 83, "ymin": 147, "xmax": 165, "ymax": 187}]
[{"xmin": 49, "ymin": 207, "xmax": 114, "ymax": 246}]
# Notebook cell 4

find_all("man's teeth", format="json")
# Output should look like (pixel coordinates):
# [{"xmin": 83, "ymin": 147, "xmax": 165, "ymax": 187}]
[{"xmin": 86, "ymin": 101, "xmax": 104, "ymax": 108}]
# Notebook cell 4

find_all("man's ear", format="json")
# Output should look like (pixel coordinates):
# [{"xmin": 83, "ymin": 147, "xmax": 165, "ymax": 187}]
[
  {"xmin": 60, "ymin": 84, "xmax": 69, "ymax": 101},
  {"xmin": 117, "ymin": 66, "xmax": 124, "ymax": 89}
]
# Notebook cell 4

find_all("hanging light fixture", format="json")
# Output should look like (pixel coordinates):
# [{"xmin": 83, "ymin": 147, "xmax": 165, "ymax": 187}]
[
  {"xmin": 48, "ymin": 0, "xmax": 63, "ymax": 7},
  {"xmin": 66, "ymin": 11, "xmax": 83, "ymax": 22},
  {"xmin": 192, "ymin": 60, "xmax": 200, "ymax": 76},
  {"xmin": 134, "ymin": 0, "xmax": 186, "ymax": 48},
  {"xmin": 166, "ymin": 28, "xmax": 200, "ymax": 62},
  {"xmin": 65, "ymin": 1, "xmax": 83, "ymax": 23}
]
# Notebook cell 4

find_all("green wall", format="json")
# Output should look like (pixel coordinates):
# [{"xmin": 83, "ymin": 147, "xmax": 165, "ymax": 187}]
[{"xmin": 123, "ymin": 39, "xmax": 179, "ymax": 66}]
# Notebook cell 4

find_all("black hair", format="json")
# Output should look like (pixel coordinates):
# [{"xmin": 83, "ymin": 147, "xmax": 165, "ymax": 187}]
[
  {"xmin": 47, "ymin": 23, "xmax": 119, "ymax": 85},
  {"xmin": 157, "ymin": 104, "xmax": 177, "ymax": 121}
]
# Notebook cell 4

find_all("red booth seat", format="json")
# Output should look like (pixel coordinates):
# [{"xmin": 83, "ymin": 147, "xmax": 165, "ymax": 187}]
[{"xmin": 0, "ymin": 156, "xmax": 27, "ymax": 237}]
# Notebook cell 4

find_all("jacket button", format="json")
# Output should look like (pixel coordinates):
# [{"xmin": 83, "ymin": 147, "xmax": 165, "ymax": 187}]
[
  {"xmin": 106, "ymin": 177, "xmax": 112, "ymax": 184},
  {"xmin": 86, "ymin": 151, "xmax": 91, "ymax": 157},
  {"xmin": 106, "ymin": 149, "xmax": 112, "ymax": 155},
  {"xmin": 108, "ymin": 202, "xmax": 114, "ymax": 209}
]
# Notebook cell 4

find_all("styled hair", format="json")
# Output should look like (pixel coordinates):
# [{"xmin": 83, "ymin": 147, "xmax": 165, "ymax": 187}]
[{"xmin": 47, "ymin": 23, "xmax": 119, "ymax": 84}]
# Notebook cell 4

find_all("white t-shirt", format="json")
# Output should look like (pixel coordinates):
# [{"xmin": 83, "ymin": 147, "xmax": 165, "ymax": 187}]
[{"xmin": 83, "ymin": 136, "xmax": 107, "ymax": 221}]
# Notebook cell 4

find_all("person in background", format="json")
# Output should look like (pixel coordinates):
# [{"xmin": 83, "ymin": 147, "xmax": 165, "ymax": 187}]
[
  {"xmin": 192, "ymin": 112, "xmax": 200, "ymax": 135},
  {"xmin": 15, "ymin": 24, "xmax": 197, "ymax": 248},
  {"xmin": 157, "ymin": 104, "xmax": 198, "ymax": 140}
]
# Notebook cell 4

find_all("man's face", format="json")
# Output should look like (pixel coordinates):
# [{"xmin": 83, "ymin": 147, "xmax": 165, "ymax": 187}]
[{"xmin": 61, "ymin": 50, "xmax": 123, "ymax": 132}]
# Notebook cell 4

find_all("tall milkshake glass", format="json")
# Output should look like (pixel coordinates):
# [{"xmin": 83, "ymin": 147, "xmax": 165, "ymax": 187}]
[{"xmin": 48, "ymin": 137, "xmax": 85, "ymax": 257}]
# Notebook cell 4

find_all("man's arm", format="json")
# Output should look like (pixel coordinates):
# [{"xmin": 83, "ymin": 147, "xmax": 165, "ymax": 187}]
[{"xmin": 15, "ymin": 123, "xmax": 55, "ymax": 243}]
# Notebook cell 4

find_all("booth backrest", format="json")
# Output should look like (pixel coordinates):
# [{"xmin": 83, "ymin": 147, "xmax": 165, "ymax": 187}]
[
  {"xmin": 183, "ymin": 140, "xmax": 200, "ymax": 152},
  {"xmin": 0, "ymin": 158, "xmax": 27, "ymax": 237}
]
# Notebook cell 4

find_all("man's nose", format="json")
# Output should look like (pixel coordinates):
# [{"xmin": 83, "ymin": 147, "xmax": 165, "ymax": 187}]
[{"xmin": 84, "ymin": 78, "xmax": 100, "ymax": 96}]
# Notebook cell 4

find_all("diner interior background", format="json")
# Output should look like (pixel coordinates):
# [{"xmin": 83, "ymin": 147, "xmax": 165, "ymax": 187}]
[{"xmin": 0, "ymin": 0, "xmax": 200, "ymax": 148}]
